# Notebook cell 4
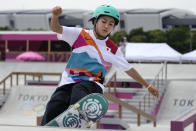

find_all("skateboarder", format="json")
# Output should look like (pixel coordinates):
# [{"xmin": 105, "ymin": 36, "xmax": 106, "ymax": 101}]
[{"xmin": 41, "ymin": 5, "xmax": 159, "ymax": 126}]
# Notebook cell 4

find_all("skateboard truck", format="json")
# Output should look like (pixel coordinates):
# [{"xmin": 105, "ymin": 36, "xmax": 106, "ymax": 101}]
[{"xmin": 74, "ymin": 103, "xmax": 94, "ymax": 128}]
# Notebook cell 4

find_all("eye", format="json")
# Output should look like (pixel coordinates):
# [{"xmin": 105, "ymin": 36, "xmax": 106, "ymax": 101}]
[
  {"xmin": 109, "ymin": 23, "xmax": 114, "ymax": 26},
  {"xmin": 109, "ymin": 22, "xmax": 114, "ymax": 26},
  {"xmin": 102, "ymin": 20, "xmax": 106, "ymax": 23}
]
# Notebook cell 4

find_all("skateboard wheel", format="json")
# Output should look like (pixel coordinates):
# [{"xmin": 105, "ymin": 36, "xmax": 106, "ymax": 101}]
[
  {"xmin": 87, "ymin": 121, "xmax": 93, "ymax": 128},
  {"xmin": 74, "ymin": 103, "xmax": 80, "ymax": 110}
]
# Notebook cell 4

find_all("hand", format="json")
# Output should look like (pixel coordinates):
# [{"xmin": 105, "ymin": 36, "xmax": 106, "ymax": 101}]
[
  {"xmin": 148, "ymin": 86, "xmax": 159, "ymax": 98},
  {"xmin": 52, "ymin": 6, "xmax": 62, "ymax": 17}
]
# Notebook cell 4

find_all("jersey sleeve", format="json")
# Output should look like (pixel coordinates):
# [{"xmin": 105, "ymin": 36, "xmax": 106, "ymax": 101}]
[
  {"xmin": 113, "ymin": 48, "xmax": 132, "ymax": 71},
  {"xmin": 57, "ymin": 26, "xmax": 82, "ymax": 47},
  {"xmin": 106, "ymin": 39, "xmax": 132, "ymax": 72}
]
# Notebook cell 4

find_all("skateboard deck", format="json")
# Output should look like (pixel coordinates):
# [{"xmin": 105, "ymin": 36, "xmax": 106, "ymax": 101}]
[{"xmin": 46, "ymin": 93, "xmax": 108, "ymax": 128}]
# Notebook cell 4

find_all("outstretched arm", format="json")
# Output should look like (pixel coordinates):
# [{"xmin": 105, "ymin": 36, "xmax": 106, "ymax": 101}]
[
  {"xmin": 125, "ymin": 68, "xmax": 159, "ymax": 98},
  {"xmin": 51, "ymin": 6, "xmax": 63, "ymax": 34}
]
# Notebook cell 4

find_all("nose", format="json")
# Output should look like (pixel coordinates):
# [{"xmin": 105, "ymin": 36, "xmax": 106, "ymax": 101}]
[{"xmin": 104, "ymin": 23, "xmax": 109, "ymax": 28}]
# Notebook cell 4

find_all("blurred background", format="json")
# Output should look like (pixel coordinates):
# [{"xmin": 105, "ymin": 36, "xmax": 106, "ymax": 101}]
[{"xmin": 0, "ymin": 0, "xmax": 196, "ymax": 61}]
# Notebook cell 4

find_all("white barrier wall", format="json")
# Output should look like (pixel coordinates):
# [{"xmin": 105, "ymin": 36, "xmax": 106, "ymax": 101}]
[
  {"xmin": 157, "ymin": 80, "xmax": 196, "ymax": 124},
  {"xmin": 0, "ymin": 86, "xmax": 56, "ymax": 126}
]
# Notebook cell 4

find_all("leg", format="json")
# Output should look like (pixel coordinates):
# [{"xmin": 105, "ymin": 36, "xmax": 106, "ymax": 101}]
[
  {"xmin": 70, "ymin": 81, "xmax": 103, "ymax": 105},
  {"xmin": 41, "ymin": 83, "xmax": 74, "ymax": 126}
]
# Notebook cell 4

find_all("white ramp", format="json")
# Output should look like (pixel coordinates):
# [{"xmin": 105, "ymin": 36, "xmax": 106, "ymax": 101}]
[
  {"xmin": 0, "ymin": 86, "xmax": 56, "ymax": 126},
  {"xmin": 157, "ymin": 80, "xmax": 196, "ymax": 125},
  {"xmin": 0, "ymin": 125, "xmax": 126, "ymax": 131}
]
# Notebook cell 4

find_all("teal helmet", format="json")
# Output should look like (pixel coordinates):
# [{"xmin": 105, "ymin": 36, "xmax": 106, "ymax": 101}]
[{"xmin": 90, "ymin": 5, "xmax": 120, "ymax": 25}]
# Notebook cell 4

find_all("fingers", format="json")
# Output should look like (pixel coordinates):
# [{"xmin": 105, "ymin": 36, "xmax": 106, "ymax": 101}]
[
  {"xmin": 149, "ymin": 87, "xmax": 159, "ymax": 98},
  {"xmin": 52, "ymin": 6, "xmax": 62, "ymax": 16},
  {"xmin": 152, "ymin": 88, "xmax": 158, "ymax": 97},
  {"xmin": 154, "ymin": 89, "xmax": 159, "ymax": 98}
]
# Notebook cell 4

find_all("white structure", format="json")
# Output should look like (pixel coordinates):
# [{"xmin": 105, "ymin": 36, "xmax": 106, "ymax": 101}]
[
  {"xmin": 125, "ymin": 43, "xmax": 182, "ymax": 62},
  {"xmin": 0, "ymin": 8, "xmax": 196, "ymax": 32},
  {"xmin": 0, "ymin": 11, "xmax": 19, "ymax": 29},
  {"xmin": 0, "ymin": 10, "xmax": 52, "ymax": 30},
  {"xmin": 121, "ymin": 8, "xmax": 196, "ymax": 32},
  {"xmin": 14, "ymin": 11, "xmax": 51, "ymax": 30},
  {"xmin": 181, "ymin": 50, "xmax": 196, "ymax": 62},
  {"xmin": 0, "ymin": 9, "xmax": 87, "ymax": 30}
]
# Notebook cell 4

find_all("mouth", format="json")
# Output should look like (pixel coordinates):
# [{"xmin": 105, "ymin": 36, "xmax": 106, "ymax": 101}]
[{"xmin": 102, "ymin": 29, "xmax": 108, "ymax": 33}]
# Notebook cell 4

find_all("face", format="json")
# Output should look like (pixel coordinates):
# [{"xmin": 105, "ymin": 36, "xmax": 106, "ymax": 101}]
[{"xmin": 94, "ymin": 15, "xmax": 115, "ymax": 39}]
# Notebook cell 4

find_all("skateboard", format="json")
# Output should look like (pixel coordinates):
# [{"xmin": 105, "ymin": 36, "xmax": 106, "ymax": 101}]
[{"xmin": 45, "ymin": 93, "xmax": 108, "ymax": 128}]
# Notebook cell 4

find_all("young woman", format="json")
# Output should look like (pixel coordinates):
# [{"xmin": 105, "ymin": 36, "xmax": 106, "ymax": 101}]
[{"xmin": 41, "ymin": 5, "xmax": 159, "ymax": 125}]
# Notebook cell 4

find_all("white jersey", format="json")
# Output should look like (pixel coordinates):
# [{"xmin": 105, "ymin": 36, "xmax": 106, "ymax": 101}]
[{"xmin": 57, "ymin": 26, "xmax": 132, "ymax": 91}]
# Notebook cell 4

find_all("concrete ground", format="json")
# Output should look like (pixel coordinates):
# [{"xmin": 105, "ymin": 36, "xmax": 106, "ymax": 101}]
[
  {"xmin": 0, "ymin": 124, "xmax": 193, "ymax": 131},
  {"xmin": 0, "ymin": 62, "xmax": 196, "ymax": 131}
]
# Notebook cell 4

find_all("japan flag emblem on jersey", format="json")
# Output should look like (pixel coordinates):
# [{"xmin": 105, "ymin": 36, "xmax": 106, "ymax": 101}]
[{"xmin": 106, "ymin": 47, "xmax": 111, "ymax": 52}]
